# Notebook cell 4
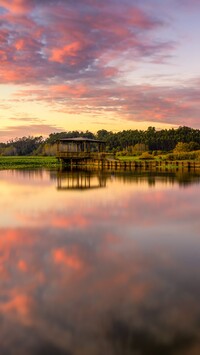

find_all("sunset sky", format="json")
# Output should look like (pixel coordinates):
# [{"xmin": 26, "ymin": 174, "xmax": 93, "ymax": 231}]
[{"xmin": 0, "ymin": 0, "xmax": 200, "ymax": 142}]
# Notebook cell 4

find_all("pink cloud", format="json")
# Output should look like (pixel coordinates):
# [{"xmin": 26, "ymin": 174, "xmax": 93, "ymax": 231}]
[
  {"xmin": 15, "ymin": 78, "xmax": 200, "ymax": 127},
  {"xmin": 50, "ymin": 41, "xmax": 83, "ymax": 64},
  {"xmin": 0, "ymin": 0, "xmax": 199, "ymax": 128},
  {"xmin": 0, "ymin": 0, "xmax": 171, "ymax": 85},
  {"xmin": 51, "ymin": 83, "xmax": 88, "ymax": 97},
  {"xmin": 0, "ymin": 0, "xmax": 31, "ymax": 14}
]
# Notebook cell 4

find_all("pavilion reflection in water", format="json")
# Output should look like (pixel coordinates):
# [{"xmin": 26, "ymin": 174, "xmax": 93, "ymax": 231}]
[
  {"xmin": 54, "ymin": 168, "xmax": 200, "ymax": 190},
  {"xmin": 56, "ymin": 170, "xmax": 107, "ymax": 190}
]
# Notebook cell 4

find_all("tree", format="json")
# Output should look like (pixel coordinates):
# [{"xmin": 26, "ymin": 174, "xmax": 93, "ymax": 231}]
[
  {"xmin": 1, "ymin": 146, "xmax": 17, "ymax": 156},
  {"xmin": 5, "ymin": 136, "xmax": 43, "ymax": 155}
]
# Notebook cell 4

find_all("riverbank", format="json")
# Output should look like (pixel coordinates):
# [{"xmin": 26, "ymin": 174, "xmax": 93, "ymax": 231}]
[
  {"xmin": 0, "ymin": 156, "xmax": 200, "ymax": 170},
  {"xmin": 0, "ymin": 156, "xmax": 58, "ymax": 169}
]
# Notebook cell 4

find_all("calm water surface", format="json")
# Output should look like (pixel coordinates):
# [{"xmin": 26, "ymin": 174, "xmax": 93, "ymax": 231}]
[{"xmin": 0, "ymin": 169, "xmax": 200, "ymax": 355}]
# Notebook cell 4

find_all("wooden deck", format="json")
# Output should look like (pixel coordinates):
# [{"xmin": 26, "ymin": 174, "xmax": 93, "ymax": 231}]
[{"xmin": 56, "ymin": 151, "xmax": 106, "ymax": 161}]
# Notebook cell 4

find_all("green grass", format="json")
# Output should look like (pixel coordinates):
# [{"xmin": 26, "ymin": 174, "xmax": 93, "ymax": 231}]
[
  {"xmin": 117, "ymin": 154, "xmax": 200, "ymax": 162},
  {"xmin": 0, "ymin": 156, "xmax": 59, "ymax": 169},
  {"xmin": 0, "ymin": 155, "xmax": 199, "ymax": 170},
  {"xmin": 117, "ymin": 156, "xmax": 155, "ymax": 162},
  {"xmin": 117, "ymin": 156, "xmax": 138, "ymax": 161}
]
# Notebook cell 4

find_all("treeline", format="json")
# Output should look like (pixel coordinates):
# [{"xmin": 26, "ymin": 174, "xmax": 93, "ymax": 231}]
[
  {"xmin": 0, "ymin": 136, "xmax": 43, "ymax": 156},
  {"xmin": 1, "ymin": 126, "xmax": 200, "ymax": 156},
  {"xmin": 95, "ymin": 126, "xmax": 200, "ymax": 152}
]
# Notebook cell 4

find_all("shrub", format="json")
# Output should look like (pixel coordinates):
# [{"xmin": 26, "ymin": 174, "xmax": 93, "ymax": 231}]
[
  {"xmin": 164, "ymin": 150, "xmax": 200, "ymax": 160},
  {"xmin": 173, "ymin": 142, "xmax": 190, "ymax": 153},
  {"xmin": 139, "ymin": 152, "xmax": 154, "ymax": 160}
]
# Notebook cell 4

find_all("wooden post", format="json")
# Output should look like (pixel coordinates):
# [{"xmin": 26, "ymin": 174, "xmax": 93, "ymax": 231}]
[{"xmin": 56, "ymin": 141, "xmax": 60, "ymax": 156}]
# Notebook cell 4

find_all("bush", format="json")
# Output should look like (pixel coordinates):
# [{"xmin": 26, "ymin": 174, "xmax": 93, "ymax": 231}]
[
  {"xmin": 139, "ymin": 152, "xmax": 154, "ymax": 160},
  {"xmin": 173, "ymin": 142, "xmax": 190, "ymax": 153},
  {"xmin": 164, "ymin": 150, "xmax": 200, "ymax": 160},
  {"xmin": 116, "ymin": 151, "xmax": 128, "ymax": 156}
]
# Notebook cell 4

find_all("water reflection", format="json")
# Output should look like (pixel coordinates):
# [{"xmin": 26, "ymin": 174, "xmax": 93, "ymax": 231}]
[
  {"xmin": 56, "ymin": 170, "xmax": 107, "ymax": 190},
  {"xmin": 0, "ymin": 169, "xmax": 200, "ymax": 354},
  {"xmin": 53, "ymin": 168, "xmax": 200, "ymax": 189}
]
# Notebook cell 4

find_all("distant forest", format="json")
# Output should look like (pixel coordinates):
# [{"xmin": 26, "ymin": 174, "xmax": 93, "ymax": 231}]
[{"xmin": 1, "ymin": 126, "xmax": 200, "ymax": 156}]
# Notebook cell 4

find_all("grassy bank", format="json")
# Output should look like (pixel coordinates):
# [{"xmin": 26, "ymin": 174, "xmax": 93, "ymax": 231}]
[
  {"xmin": 0, "ymin": 155, "xmax": 200, "ymax": 170},
  {"xmin": 117, "ymin": 155, "xmax": 161, "ymax": 162},
  {"xmin": 0, "ymin": 156, "xmax": 59, "ymax": 169},
  {"xmin": 117, "ymin": 152, "xmax": 200, "ymax": 162},
  {"xmin": 116, "ymin": 155, "xmax": 200, "ymax": 169}
]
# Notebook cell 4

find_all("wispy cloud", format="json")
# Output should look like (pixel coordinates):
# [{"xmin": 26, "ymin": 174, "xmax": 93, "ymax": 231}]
[
  {"xmin": 0, "ymin": 0, "xmax": 199, "ymax": 133},
  {"xmin": 15, "ymin": 77, "xmax": 200, "ymax": 127},
  {"xmin": 0, "ymin": 124, "xmax": 63, "ymax": 141}
]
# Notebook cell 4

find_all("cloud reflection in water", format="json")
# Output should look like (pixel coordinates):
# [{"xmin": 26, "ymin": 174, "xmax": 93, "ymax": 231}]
[{"xmin": 0, "ymin": 169, "xmax": 200, "ymax": 354}]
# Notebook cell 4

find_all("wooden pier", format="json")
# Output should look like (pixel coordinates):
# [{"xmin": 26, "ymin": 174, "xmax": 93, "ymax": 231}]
[
  {"xmin": 102, "ymin": 160, "xmax": 199, "ymax": 172},
  {"xmin": 98, "ymin": 160, "xmax": 200, "ymax": 172},
  {"xmin": 58, "ymin": 157, "xmax": 200, "ymax": 172},
  {"xmin": 56, "ymin": 137, "xmax": 200, "ymax": 172}
]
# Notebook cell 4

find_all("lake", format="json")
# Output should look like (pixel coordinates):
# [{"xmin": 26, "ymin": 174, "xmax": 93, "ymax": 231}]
[{"xmin": 0, "ymin": 168, "xmax": 200, "ymax": 355}]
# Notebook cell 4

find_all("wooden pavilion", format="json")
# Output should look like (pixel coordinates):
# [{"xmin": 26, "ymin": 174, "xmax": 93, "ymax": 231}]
[{"xmin": 56, "ymin": 137, "xmax": 106, "ymax": 166}]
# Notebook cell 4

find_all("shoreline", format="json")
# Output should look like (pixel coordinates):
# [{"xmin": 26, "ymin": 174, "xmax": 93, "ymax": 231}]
[{"xmin": 0, "ymin": 156, "xmax": 200, "ymax": 171}]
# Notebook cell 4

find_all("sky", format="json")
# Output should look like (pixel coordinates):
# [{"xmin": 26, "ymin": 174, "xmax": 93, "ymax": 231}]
[{"xmin": 0, "ymin": 0, "xmax": 200, "ymax": 142}]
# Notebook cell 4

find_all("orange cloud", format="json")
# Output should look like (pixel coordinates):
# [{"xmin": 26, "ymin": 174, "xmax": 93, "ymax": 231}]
[
  {"xmin": 50, "ymin": 41, "xmax": 82, "ymax": 63},
  {"xmin": 0, "ymin": 0, "xmax": 31, "ymax": 14},
  {"xmin": 14, "ymin": 38, "xmax": 25, "ymax": 50},
  {"xmin": 0, "ymin": 293, "xmax": 33, "ymax": 324},
  {"xmin": 17, "ymin": 259, "xmax": 28, "ymax": 272},
  {"xmin": 51, "ymin": 83, "xmax": 88, "ymax": 97},
  {"xmin": 53, "ymin": 248, "xmax": 83, "ymax": 270}
]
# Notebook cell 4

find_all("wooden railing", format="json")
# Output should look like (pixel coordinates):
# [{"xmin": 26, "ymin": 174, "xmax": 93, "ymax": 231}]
[{"xmin": 57, "ymin": 151, "xmax": 107, "ymax": 160}]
